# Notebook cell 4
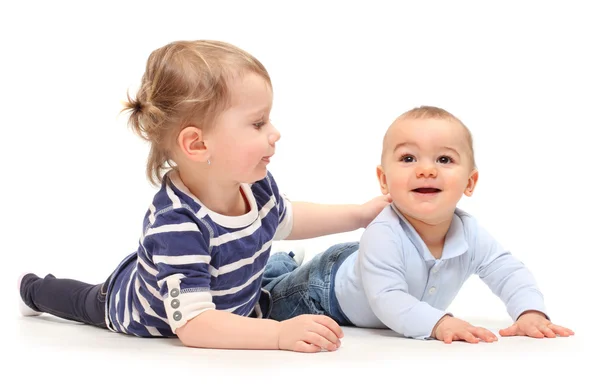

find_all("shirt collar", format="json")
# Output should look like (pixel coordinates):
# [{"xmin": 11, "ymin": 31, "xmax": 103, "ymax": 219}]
[{"xmin": 390, "ymin": 204, "xmax": 469, "ymax": 261}]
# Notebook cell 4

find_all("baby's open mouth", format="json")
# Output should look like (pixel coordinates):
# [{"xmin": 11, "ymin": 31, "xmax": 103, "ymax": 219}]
[{"xmin": 412, "ymin": 188, "xmax": 441, "ymax": 194}]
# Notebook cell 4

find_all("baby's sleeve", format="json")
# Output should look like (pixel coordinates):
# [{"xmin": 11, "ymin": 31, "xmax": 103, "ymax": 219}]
[
  {"xmin": 473, "ymin": 224, "xmax": 547, "ymax": 321},
  {"xmin": 359, "ymin": 223, "xmax": 448, "ymax": 339},
  {"xmin": 142, "ymin": 207, "xmax": 216, "ymax": 334}
]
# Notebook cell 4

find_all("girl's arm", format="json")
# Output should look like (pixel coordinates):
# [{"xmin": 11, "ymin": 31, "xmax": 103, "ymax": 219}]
[
  {"xmin": 286, "ymin": 196, "xmax": 391, "ymax": 240},
  {"xmin": 175, "ymin": 309, "xmax": 343, "ymax": 352}
]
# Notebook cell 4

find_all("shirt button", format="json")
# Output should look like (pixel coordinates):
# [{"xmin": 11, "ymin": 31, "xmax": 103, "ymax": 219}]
[
  {"xmin": 173, "ymin": 311, "xmax": 182, "ymax": 321},
  {"xmin": 429, "ymin": 287, "xmax": 437, "ymax": 294},
  {"xmin": 432, "ymin": 267, "xmax": 439, "ymax": 274},
  {"xmin": 171, "ymin": 299, "xmax": 180, "ymax": 309},
  {"xmin": 170, "ymin": 288, "xmax": 180, "ymax": 297}
]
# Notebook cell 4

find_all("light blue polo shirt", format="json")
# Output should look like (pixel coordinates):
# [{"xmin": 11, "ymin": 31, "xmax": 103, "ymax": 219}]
[{"xmin": 334, "ymin": 204, "xmax": 546, "ymax": 339}]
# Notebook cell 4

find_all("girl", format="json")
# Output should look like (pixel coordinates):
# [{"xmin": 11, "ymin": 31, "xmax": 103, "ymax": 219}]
[{"xmin": 18, "ymin": 40, "xmax": 390, "ymax": 353}]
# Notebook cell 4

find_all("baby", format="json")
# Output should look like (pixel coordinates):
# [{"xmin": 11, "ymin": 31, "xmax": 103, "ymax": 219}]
[{"xmin": 262, "ymin": 106, "xmax": 574, "ymax": 343}]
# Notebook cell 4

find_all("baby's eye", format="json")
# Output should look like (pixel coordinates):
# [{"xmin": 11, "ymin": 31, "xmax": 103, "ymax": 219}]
[
  {"xmin": 400, "ymin": 155, "xmax": 415, "ymax": 163},
  {"xmin": 253, "ymin": 121, "xmax": 265, "ymax": 129},
  {"xmin": 437, "ymin": 156, "xmax": 453, "ymax": 164}
]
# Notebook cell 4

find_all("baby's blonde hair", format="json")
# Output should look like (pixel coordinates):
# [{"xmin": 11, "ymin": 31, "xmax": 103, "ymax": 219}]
[
  {"xmin": 384, "ymin": 105, "xmax": 476, "ymax": 168},
  {"xmin": 122, "ymin": 40, "xmax": 271, "ymax": 186}
]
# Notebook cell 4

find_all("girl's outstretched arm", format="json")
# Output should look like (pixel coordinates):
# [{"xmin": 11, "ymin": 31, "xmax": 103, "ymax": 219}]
[
  {"xmin": 175, "ymin": 310, "xmax": 343, "ymax": 352},
  {"xmin": 286, "ymin": 195, "xmax": 391, "ymax": 240}
]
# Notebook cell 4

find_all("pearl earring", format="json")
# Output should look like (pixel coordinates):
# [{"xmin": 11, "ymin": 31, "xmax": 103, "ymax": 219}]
[{"xmin": 207, "ymin": 159, "xmax": 211, "ymax": 165}]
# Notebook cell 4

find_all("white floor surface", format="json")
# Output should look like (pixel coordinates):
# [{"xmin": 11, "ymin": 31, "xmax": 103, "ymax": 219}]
[{"xmin": 9, "ymin": 312, "xmax": 591, "ymax": 384}]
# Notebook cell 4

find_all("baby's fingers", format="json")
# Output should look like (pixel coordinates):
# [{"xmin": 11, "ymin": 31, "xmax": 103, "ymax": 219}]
[
  {"xmin": 539, "ymin": 324, "xmax": 556, "ymax": 338},
  {"xmin": 459, "ymin": 329, "xmax": 480, "ymax": 344},
  {"xmin": 499, "ymin": 324, "xmax": 519, "ymax": 337},
  {"xmin": 525, "ymin": 324, "xmax": 545, "ymax": 338},
  {"xmin": 549, "ymin": 324, "xmax": 574, "ymax": 337},
  {"xmin": 472, "ymin": 327, "xmax": 498, "ymax": 342},
  {"xmin": 441, "ymin": 330, "xmax": 455, "ymax": 344}
]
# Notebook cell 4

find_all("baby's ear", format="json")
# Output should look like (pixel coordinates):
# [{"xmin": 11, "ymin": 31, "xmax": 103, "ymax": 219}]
[
  {"xmin": 376, "ymin": 165, "xmax": 389, "ymax": 195},
  {"xmin": 464, "ymin": 169, "xmax": 479, "ymax": 196},
  {"xmin": 177, "ymin": 126, "xmax": 209, "ymax": 162}
]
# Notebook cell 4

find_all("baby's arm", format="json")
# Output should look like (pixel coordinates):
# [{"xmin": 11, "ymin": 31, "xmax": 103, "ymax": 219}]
[
  {"xmin": 473, "ymin": 225, "xmax": 547, "ymax": 321},
  {"xmin": 474, "ymin": 225, "xmax": 574, "ymax": 338},
  {"xmin": 359, "ymin": 224, "xmax": 447, "ymax": 339}
]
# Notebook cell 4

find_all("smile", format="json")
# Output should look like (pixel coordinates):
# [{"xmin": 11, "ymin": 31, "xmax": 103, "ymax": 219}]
[{"xmin": 411, "ymin": 188, "xmax": 441, "ymax": 194}]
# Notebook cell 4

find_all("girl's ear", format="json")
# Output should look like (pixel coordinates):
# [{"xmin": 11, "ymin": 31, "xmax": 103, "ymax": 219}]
[{"xmin": 177, "ymin": 126, "xmax": 209, "ymax": 162}]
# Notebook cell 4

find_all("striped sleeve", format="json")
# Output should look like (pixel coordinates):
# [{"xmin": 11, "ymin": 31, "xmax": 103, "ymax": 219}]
[
  {"xmin": 267, "ymin": 172, "xmax": 293, "ymax": 240},
  {"xmin": 143, "ymin": 207, "xmax": 216, "ymax": 333}
]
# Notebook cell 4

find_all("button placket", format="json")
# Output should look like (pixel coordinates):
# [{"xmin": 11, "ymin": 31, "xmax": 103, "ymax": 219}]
[
  {"xmin": 169, "ymin": 287, "xmax": 182, "ymax": 321},
  {"xmin": 428, "ymin": 261, "xmax": 441, "ymax": 295}
]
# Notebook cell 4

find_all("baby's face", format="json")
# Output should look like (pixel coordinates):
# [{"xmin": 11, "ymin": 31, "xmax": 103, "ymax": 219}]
[{"xmin": 377, "ymin": 117, "xmax": 477, "ymax": 225}]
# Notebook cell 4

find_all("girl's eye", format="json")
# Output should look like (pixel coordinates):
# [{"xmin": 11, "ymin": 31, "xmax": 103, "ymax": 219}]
[
  {"xmin": 253, "ymin": 121, "xmax": 265, "ymax": 129},
  {"xmin": 437, "ymin": 156, "xmax": 453, "ymax": 164},
  {"xmin": 400, "ymin": 155, "xmax": 415, "ymax": 163}
]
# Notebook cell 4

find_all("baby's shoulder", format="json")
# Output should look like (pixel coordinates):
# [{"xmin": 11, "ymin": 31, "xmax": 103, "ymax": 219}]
[
  {"xmin": 362, "ymin": 205, "xmax": 407, "ymax": 244},
  {"xmin": 452, "ymin": 208, "xmax": 499, "ymax": 249}
]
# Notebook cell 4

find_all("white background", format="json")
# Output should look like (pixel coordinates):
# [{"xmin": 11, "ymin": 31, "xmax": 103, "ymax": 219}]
[{"xmin": 1, "ymin": 0, "xmax": 598, "ymax": 382}]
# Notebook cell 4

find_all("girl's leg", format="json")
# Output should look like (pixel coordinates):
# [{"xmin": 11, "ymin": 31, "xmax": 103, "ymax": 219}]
[{"xmin": 19, "ymin": 273, "xmax": 109, "ymax": 328}]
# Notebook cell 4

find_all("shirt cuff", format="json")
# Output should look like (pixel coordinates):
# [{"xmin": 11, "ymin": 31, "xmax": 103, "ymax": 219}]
[
  {"xmin": 164, "ymin": 276, "xmax": 216, "ymax": 334},
  {"xmin": 400, "ymin": 302, "xmax": 451, "ymax": 340},
  {"xmin": 506, "ymin": 289, "xmax": 547, "ymax": 322}
]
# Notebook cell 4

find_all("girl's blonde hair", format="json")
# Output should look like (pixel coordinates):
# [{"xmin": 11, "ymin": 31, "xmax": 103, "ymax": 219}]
[{"xmin": 122, "ymin": 40, "xmax": 271, "ymax": 186}]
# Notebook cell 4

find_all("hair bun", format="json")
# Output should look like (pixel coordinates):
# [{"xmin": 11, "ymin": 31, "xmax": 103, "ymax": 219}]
[{"xmin": 133, "ymin": 99, "xmax": 144, "ymax": 113}]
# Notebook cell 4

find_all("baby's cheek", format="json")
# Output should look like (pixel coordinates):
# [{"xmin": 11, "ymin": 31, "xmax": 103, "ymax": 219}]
[{"xmin": 389, "ymin": 178, "xmax": 408, "ymax": 192}]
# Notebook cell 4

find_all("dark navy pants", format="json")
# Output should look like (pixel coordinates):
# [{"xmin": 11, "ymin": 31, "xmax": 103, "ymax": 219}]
[{"xmin": 20, "ymin": 273, "xmax": 111, "ymax": 328}]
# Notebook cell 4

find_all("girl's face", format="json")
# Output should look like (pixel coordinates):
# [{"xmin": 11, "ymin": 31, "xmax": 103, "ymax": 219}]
[{"xmin": 205, "ymin": 72, "xmax": 280, "ymax": 184}]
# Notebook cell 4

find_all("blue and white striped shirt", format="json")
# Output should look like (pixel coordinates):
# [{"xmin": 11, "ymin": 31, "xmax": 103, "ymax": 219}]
[{"xmin": 104, "ymin": 170, "xmax": 293, "ymax": 337}]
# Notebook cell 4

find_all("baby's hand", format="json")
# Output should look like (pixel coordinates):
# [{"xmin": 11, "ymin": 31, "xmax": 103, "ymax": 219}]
[
  {"xmin": 432, "ymin": 315, "xmax": 498, "ymax": 344},
  {"xmin": 277, "ymin": 314, "xmax": 343, "ymax": 353},
  {"xmin": 499, "ymin": 311, "xmax": 574, "ymax": 338},
  {"xmin": 359, "ymin": 195, "xmax": 393, "ymax": 227}
]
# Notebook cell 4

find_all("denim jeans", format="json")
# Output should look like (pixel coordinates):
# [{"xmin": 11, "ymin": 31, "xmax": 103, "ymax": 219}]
[
  {"xmin": 262, "ymin": 241, "xmax": 359, "ymax": 325},
  {"xmin": 20, "ymin": 273, "xmax": 111, "ymax": 328}
]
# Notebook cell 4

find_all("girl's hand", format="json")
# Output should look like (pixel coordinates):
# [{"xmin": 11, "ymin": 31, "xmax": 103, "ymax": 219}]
[
  {"xmin": 277, "ymin": 314, "xmax": 344, "ymax": 353},
  {"xmin": 359, "ymin": 194, "xmax": 392, "ymax": 227}
]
